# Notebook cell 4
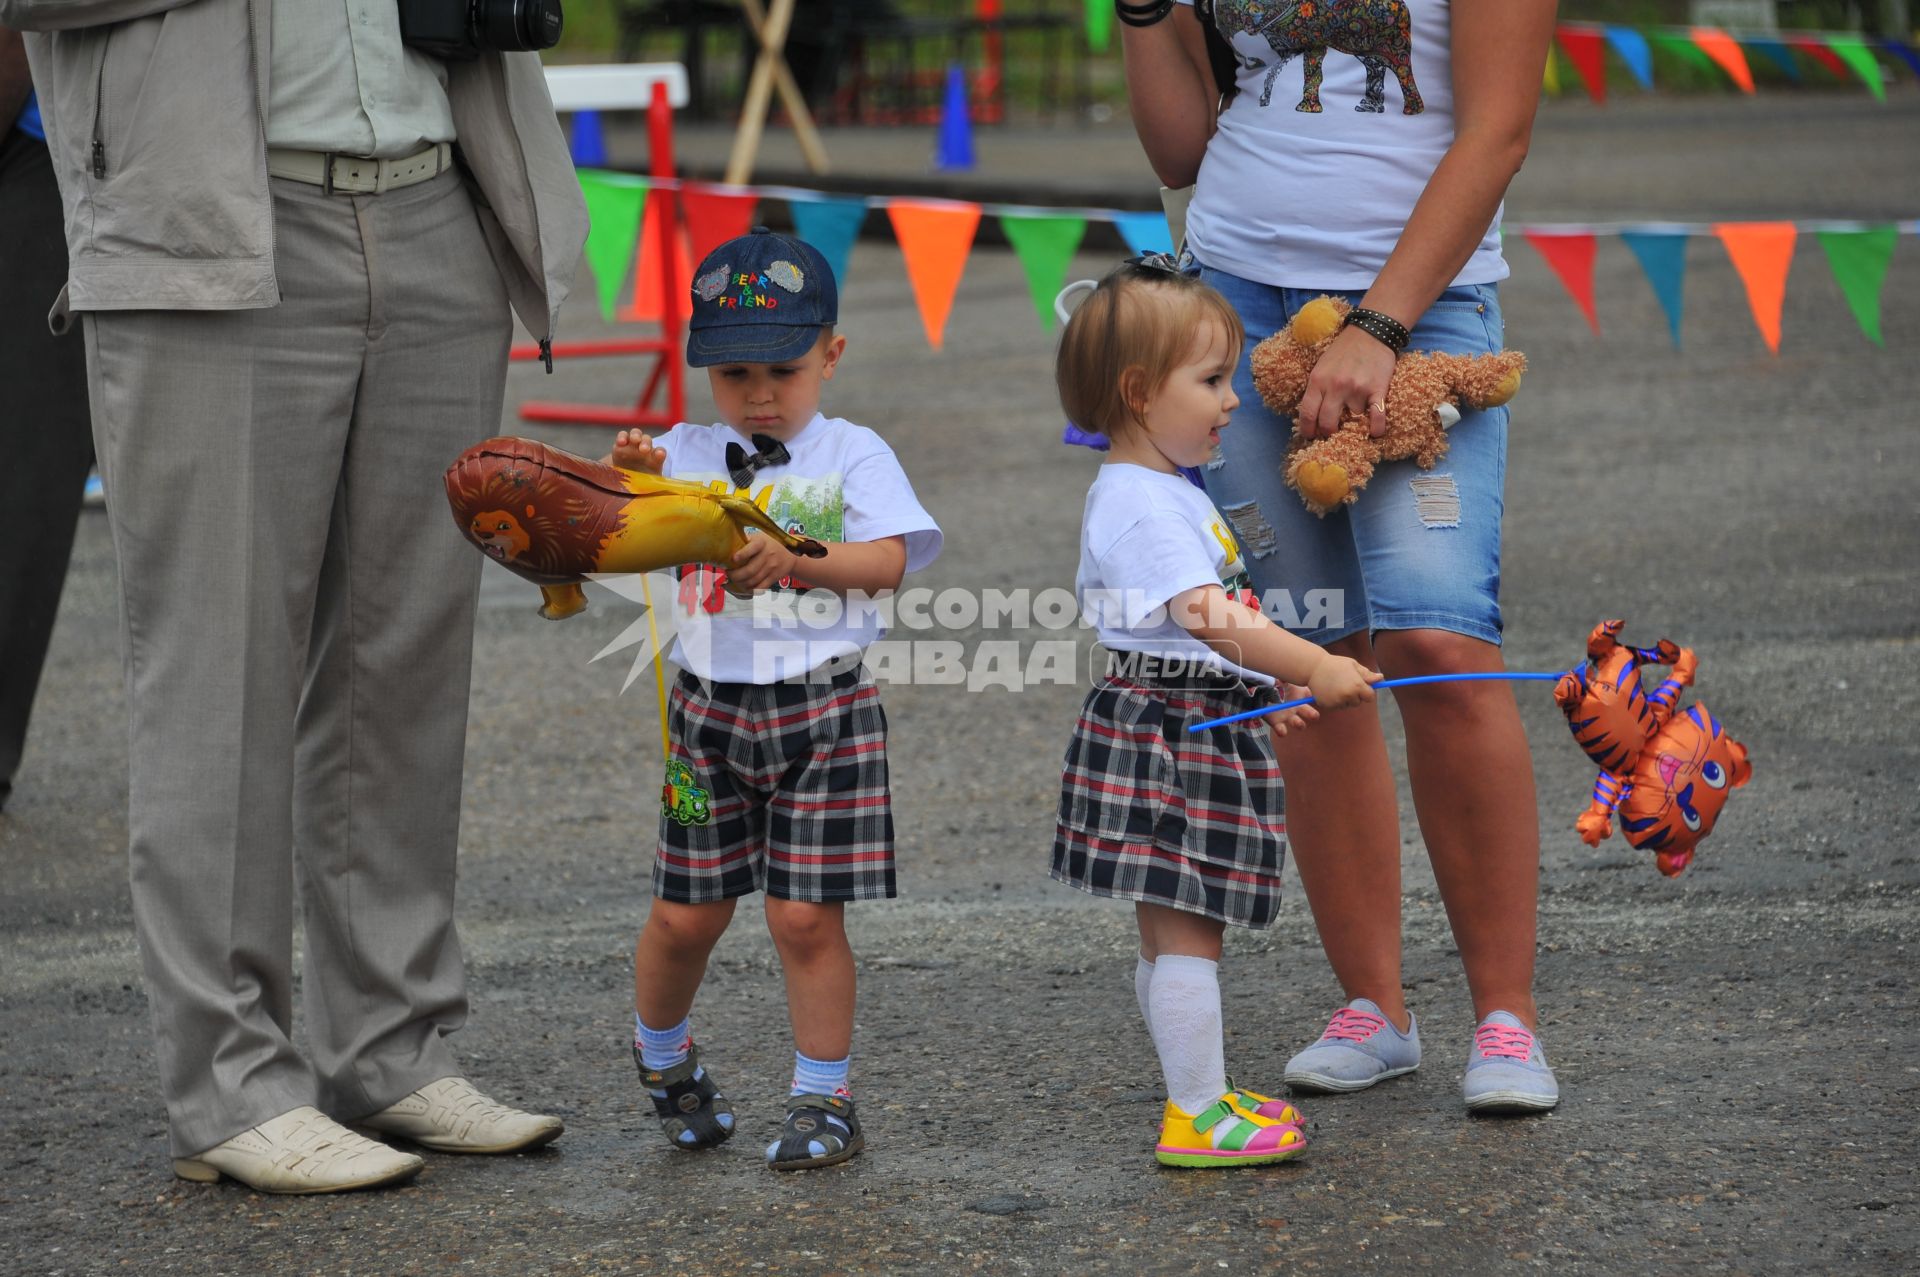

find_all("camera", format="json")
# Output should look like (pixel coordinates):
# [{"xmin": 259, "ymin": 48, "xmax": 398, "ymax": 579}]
[{"xmin": 398, "ymin": 0, "xmax": 564, "ymax": 59}]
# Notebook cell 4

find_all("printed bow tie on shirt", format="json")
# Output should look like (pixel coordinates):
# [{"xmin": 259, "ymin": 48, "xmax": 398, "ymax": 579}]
[{"xmin": 726, "ymin": 434, "xmax": 791, "ymax": 488}]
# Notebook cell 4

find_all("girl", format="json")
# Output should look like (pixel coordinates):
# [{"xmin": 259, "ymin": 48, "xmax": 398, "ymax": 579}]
[
  {"xmin": 1117, "ymin": 0, "xmax": 1562, "ymax": 1113},
  {"xmin": 1052, "ymin": 260, "xmax": 1380, "ymax": 1167}
]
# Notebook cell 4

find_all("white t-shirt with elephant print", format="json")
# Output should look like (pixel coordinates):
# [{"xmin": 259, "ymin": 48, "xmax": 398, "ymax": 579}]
[{"xmin": 1180, "ymin": 0, "xmax": 1508, "ymax": 289}]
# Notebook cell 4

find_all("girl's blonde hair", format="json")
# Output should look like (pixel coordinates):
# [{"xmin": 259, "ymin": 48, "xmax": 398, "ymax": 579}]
[{"xmin": 1055, "ymin": 263, "xmax": 1245, "ymax": 440}]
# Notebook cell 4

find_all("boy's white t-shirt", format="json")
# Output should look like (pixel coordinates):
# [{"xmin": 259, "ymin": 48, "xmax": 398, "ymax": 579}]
[
  {"xmin": 656, "ymin": 413, "xmax": 942, "ymax": 683},
  {"xmin": 1178, "ymin": 0, "xmax": 1507, "ymax": 289},
  {"xmin": 1078, "ymin": 463, "xmax": 1273, "ymax": 686}
]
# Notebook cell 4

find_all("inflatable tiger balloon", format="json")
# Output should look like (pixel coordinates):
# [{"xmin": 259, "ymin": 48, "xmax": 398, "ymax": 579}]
[{"xmin": 1555, "ymin": 620, "xmax": 1752, "ymax": 877}]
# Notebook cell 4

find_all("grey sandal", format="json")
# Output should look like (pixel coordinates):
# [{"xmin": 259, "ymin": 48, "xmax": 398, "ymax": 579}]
[
  {"xmin": 766, "ymin": 1093, "xmax": 863, "ymax": 1171},
  {"xmin": 634, "ymin": 1042, "xmax": 735, "ymax": 1150}
]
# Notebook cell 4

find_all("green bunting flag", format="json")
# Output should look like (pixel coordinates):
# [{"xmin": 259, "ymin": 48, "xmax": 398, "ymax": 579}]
[
  {"xmin": 1815, "ymin": 226, "xmax": 1899, "ymax": 346},
  {"xmin": 1000, "ymin": 214, "xmax": 1089, "ymax": 330},
  {"xmin": 1648, "ymin": 29, "xmax": 1718, "ymax": 76},
  {"xmin": 1824, "ymin": 36, "xmax": 1887, "ymax": 103},
  {"xmin": 577, "ymin": 169, "xmax": 650, "ymax": 323}
]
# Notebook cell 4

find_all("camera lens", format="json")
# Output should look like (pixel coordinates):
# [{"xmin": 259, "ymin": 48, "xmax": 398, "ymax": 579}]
[{"xmin": 475, "ymin": 0, "xmax": 564, "ymax": 52}]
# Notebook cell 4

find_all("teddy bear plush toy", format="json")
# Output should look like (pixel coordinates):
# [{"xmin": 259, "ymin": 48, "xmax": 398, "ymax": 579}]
[{"xmin": 1249, "ymin": 296, "xmax": 1528, "ymax": 515}]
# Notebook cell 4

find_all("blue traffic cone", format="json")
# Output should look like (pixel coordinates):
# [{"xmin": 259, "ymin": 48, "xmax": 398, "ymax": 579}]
[
  {"xmin": 569, "ymin": 109, "xmax": 608, "ymax": 168},
  {"xmin": 933, "ymin": 64, "xmax": 974, "ymax": 172}
]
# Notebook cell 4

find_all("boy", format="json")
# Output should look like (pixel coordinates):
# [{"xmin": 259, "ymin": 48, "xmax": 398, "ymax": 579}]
[{"xmin": 609, "ymin": 228, "xmax": 941, "ymax": 1170}]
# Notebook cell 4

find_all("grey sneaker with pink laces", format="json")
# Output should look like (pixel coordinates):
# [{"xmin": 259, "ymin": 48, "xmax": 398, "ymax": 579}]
[
  {"xmin": 1462, "ymin": 1011, "xmax": 1560, "ymax": 1114},
  {"xmin": 1283, "ymin": 998, "xmax": 1422, "ymax": 1094}
]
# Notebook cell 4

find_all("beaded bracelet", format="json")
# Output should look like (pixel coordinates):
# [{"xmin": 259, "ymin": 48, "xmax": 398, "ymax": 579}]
[
  {"xmin": 1115, "ymin": 0, "xmax": 1176, "ymax": 27},
  {"xmin": 1342, "ymin": 307, "xmax": 1411, "ymax": 353}
]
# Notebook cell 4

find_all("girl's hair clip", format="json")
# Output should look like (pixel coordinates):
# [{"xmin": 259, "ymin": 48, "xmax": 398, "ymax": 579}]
[
  {"xmin": 1053, "ymin": 278, "xmax": 1099, "ymax": 327},
  {"xmin": 1123, "ymin": 251, "xmax": 1182, "ymax": 274}
]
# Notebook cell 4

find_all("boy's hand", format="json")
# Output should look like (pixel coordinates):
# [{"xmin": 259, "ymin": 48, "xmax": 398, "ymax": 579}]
[
  {"xmin": 606, "ymin": 429, "xmax": 667, "ymax": 474},
  {"xmin": 728, "ymin": 534, "xmax": 802, "ymax": 594},
  {"xmin": 1266, "ymin": 685, "xmax": 1322, "ymax": 737},
  {"xmin": 1305, "ymin": 655, "xmax": 1381, "ymax": 712}
]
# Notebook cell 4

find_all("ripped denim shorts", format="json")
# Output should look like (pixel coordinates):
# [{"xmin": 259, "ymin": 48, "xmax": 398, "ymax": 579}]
[{"xmin": 1197, "ymin": 265, "xmax": 1512, "ymax": 647}]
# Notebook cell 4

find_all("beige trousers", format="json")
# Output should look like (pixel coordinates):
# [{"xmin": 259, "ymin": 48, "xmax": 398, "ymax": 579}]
[{"xmin": 84, "ymin": 168, "xmax": 511, "ymax": 1157}]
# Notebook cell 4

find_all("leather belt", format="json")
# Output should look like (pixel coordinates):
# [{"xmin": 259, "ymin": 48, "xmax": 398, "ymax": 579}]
[{"xmin": 266, "ymin": 141, "xmax": 453, "ymax": 195}]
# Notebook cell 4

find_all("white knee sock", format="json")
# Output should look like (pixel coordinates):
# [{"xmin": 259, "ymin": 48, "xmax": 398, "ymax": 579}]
[
  {"xmin": 1135, "ymin": 954, "xmax": 1155, "ymax": 1033},
  {"xmin": 1147, "ymin": 954, "xmax": 1228, "ymax": 1116}
]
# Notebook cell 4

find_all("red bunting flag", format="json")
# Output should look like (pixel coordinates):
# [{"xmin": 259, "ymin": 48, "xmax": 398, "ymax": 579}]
[
  {"xmin": 1690, "ymin": 28, "xmax": 1755, "ymax": 92},
  {"xmin": 887, "ymin": 200, "xmax": 982, "ymax": 351},
  {"xmin": 1523, "ymin": 231, "xmax": 1601, "ymax": 334},
  {"xmin": 1554, "ymin": 25, "xmax": 1609, "ymax": 104},
  {"xmin": 1714, "ymin": 223, "xmax": 1797, "ymax": 353},
  {"xmin": 681, "ymin": 187, "xmax": 760, "ymax": 266},
  {"xmin": 1787, "ymin": 33, "xmax": 1852, "ymax": 80}
]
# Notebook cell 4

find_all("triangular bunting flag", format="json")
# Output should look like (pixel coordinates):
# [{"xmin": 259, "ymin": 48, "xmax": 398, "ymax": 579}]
[
  {"xmin": 1788, "ymin": 33, "xmax": 1850, "ymax": 80},
  {"xmin": 1113, "ymin": 211, "xmax": 1175, "ymax": 258},
  {"xmin": 1620, "ymin": 231, "xmax": 1687, "ymax": 347},
  {"xmin": 1001, "ymin": 214, "xmax": 1089, "ymax": 330},
  {"xmin": 1522, "ymin": 231, "xmax": 1601, "ymax": 334},
  {"xmin": 887, "ymin": 199, "xmax": 982, "ymax": 350},
  {"xmin": 1085, "ymin": 0, "xmax": 1113, "ymax": 53},
  {"xmin": 1543, "ymin": 41, "xmax": 1562, "ymax": 95},
  {"xmin": 1815, "ymin": 226, "xmax": 1899, "ymax": 346},
  {"xmin": 1743, "ymin": 36, "xmax": 1802, "ymax": 81},
  {"xmin": 1554, "ymin": 25, "xmax": 1609, "ymax": 103},
  {"xmin": 1648, "ymin": 29, "xmax": 1717, "ymax": 74},
  {"xmin": 625, "ymin": 197, "xmax": 694, "ymax": 323},
  {"xmin": 576, "ymin": 170, "xmax": 649, "ymax": 323},
  {"xmin": 1603, "ymin": 26, "xmax": 1654, "ymax": 90},
  {"xmin": 1883, "ymin": 39, "xmax": 1920, "ymax": 79},
  {"xmin": 789, "ymin": 197, "xmax": 868, "ymax": 298},
  {"xmin": 681, "ymin": 187, "xmax": 759, "ymax": 266},
  {"xmin": 1713, "ymin": 223, "xmax": 1797, "ymax": 353},
  {"xmin": 1689, "ymin": 28, "xmax": 1754, "ymax": 92},
  {"xmin": 1825, "ymin": 36, "xmax": 1886, "ymax": 102}
]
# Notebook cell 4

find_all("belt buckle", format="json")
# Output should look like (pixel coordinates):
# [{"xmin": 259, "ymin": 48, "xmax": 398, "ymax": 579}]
[{"xmin": 320, "ymin": 151, "xmax": 337, "ymax": 196}]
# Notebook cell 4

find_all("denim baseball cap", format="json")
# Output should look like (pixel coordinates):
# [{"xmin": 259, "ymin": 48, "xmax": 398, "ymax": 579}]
[{"xmin": 686, "ymin": 226, "xmax": 839, "ymax": 367}]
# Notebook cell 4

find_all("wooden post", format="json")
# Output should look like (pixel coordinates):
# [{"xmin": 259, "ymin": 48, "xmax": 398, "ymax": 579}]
[{"xmin": 726, "ymin": 0, "xmax": 832, "ymax": 185}]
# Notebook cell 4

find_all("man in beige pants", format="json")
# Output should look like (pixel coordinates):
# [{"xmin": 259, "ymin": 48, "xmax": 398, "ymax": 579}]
[{"xmin": 6, "ymin": 0, "xmax": 587, "ymax": 1193}]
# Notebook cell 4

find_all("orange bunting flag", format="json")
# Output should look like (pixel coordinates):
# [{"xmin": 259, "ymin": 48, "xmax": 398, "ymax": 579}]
[
  {"xmin": 1689, "ymin": 27, "xmax": 1755, "ymax": 93},
  {"xmin": 1523, "ymin": 231, "xmax": 1601, "ymax": 334},
  {"xmin": 1714, "ymin": 223, "xmax": 1797, "ymax": 353},
  {"xmin": 887, "ymin": 199, "xmax": 983, "ymax": 350},
  {"xmin": 1554, "ymin": 26, "xmax": 1608, "ymax": 104},
  {"xmin": 681, "ymin": 187, "xmax": 760, "ymax": 268},
  {"xmin": 624, "ymin": 196, "xmax": 694, "ymax": 324}
]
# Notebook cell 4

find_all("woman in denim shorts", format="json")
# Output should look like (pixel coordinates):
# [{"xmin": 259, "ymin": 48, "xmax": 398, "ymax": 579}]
[{"xmin": 1116, "ymin": 0, "xmax": 1562, "ymax": 1112}]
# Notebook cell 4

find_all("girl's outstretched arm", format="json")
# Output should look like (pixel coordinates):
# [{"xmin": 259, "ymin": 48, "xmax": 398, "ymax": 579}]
[{"xmin": 1171, "ymin": 585, "xmax": 1380, "ymax": 711}]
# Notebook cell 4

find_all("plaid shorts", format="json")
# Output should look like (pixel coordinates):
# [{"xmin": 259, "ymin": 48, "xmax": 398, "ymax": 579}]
[
  {"xmin": 1051, "ymin": 656, "xmax": 1287, "ymax": 929},
  {"xmin": 656, "ymin": 663, "xmax": 896, "ymax": 904}
]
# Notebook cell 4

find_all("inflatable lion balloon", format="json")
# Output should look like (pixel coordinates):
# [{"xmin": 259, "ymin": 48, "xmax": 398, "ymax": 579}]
[{"xmin": 445, "ymin": 437, "xmax": 826, "ymax": 619}]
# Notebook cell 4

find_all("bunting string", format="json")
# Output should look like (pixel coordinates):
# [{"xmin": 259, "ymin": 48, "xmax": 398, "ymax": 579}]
[
  {"xmin": 575, "ymin": 168, "xmax": 1915, "ymax": 354},
  {"xmin": 1547, "ymin": 23, "xmax": 1913, "ymax": 102}
]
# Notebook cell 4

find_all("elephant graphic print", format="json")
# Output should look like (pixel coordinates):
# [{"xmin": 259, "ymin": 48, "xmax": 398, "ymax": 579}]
[
  {"xmin": 1208, "ymin": 0, "xmax": 1424, "ymax": 114},
  {"xmin": 1182, "ymin": 0, "xmax": 1511, "ymax": 290}
]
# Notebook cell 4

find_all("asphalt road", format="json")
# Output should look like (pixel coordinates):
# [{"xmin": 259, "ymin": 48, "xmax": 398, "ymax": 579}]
[{"xmin": 2, "ymin": 92, "xmax": 1917, "ymax": 1275}]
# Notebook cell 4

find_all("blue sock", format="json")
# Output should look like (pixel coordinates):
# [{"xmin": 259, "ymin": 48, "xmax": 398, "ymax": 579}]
[
  {"xmin": 637, "ymin": 1014, "xmax": 691, "ymax": 1072},
  {"xmin": 792, "ymin": 1050, "xmax": 851, "ymax": 1098}
]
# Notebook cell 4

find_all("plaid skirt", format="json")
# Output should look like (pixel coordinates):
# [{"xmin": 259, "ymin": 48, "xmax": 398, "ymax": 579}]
[{"xmin": 1051, "ymin": 658, "xmax": 1287, "ymax": 929}]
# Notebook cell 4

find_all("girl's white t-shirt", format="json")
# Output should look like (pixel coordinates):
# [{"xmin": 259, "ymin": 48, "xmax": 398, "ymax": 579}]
[
  {"xmin": 1179, "ymin": 0, "xmax": 1507, "ymax": 289},
  {"xmin": 657, "ymin": 414, "xmax": 942, "ymax": 683},
  {"xmin": 1078, "ymin": 463, "xmax": 1274, "ymax": 685}
]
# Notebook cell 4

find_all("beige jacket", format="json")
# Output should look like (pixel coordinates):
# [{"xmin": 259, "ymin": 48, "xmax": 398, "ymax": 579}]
[{"xmin": 1, "ymin": 0, "xmax": 587, "ymax": 348}]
